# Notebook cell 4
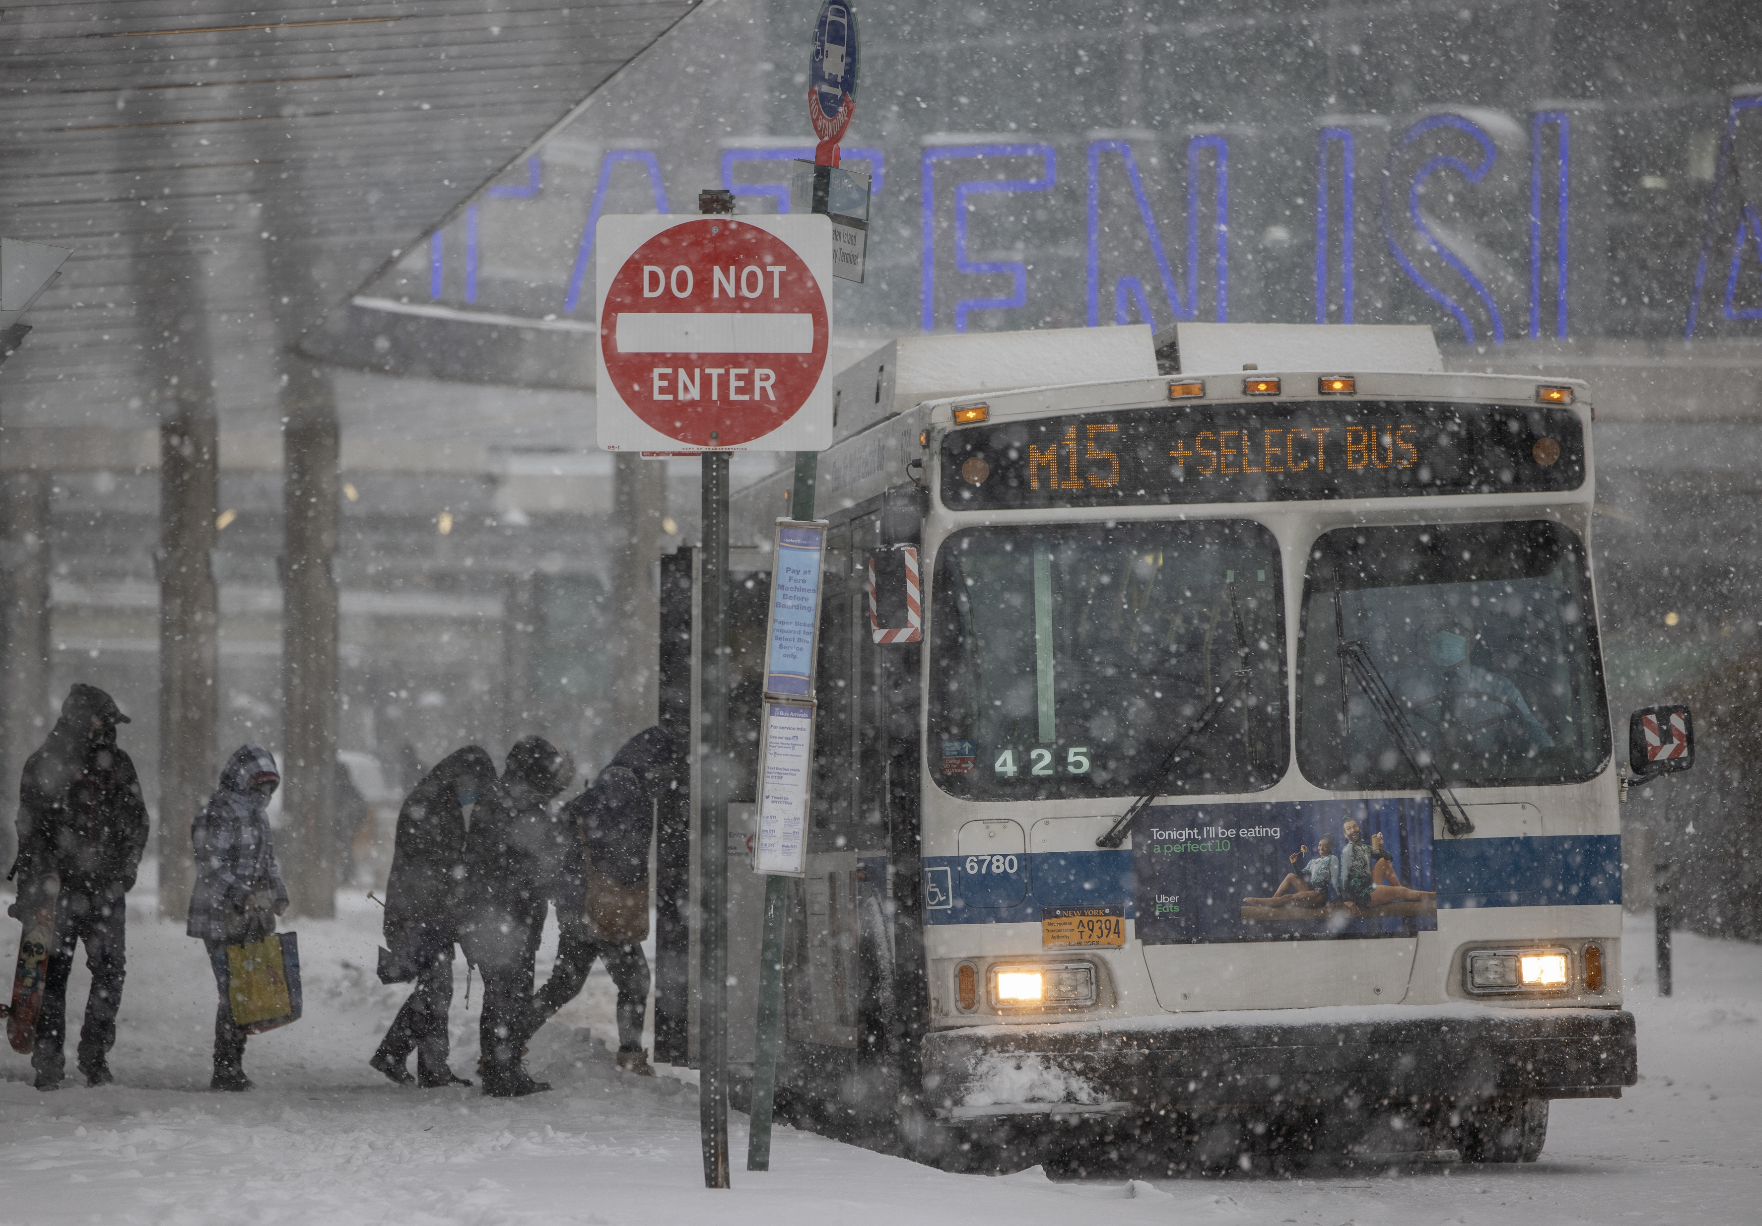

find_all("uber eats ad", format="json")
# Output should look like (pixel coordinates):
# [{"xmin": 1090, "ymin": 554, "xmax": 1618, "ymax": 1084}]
[{"xmin": 1133, "ymin": 799, "xmax": 1437, "ymax": 943}]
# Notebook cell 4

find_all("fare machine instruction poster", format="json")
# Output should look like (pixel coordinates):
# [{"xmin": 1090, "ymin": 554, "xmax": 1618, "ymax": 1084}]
[{"xmin": 755, "ymin": 520, "xmax": 829, "ymax": 876}]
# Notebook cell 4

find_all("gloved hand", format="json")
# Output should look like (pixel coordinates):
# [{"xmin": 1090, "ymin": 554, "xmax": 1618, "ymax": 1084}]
[{"xmin": 275, "ymin": 898, "xmax": 289, "ymax": 917}]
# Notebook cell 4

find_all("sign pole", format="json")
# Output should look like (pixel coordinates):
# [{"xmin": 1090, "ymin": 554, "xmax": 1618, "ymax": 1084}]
[
  {"xmin": 698, "ymin": 188, "xmax": 735, "ymax": 1191},
  {"xmin": 747, "ymin": 452, "xmax": 818, "ymax": 1172}
]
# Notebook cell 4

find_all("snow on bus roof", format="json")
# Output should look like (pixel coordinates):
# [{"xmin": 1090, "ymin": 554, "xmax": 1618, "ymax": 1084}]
[{"xmin": 1162, "ymin": 321, "xmax": 1444, "ymax": 375}]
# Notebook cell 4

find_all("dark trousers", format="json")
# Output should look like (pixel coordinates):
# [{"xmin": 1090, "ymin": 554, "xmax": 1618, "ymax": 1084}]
[
  {"xmin": 34, "ymin": 889, "xmax": 126, "ymax": 1079},
  {"xmin": 461, "ymin": 898, "xmax": 545, "ymax": 1073},
  {"xmin": 530, "ymin": 914, "xmax": 650, "ymax": 1051},
  {"xmin": 204, "ymin": 940, "xmax": 247, "ymax": 1074},
  {"xmin": 375, "ymin": 943, "xmax": 456, "ymax": 1079}
]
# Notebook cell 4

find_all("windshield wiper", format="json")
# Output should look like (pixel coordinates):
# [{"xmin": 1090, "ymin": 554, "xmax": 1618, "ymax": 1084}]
[
  {"xmin": 1096, "ymin": 669, "xmax": 1250, "ymax": 850},
  {"xmin": 1338, "ymin": 640, "xmax": 1474, "ymax": 837}
]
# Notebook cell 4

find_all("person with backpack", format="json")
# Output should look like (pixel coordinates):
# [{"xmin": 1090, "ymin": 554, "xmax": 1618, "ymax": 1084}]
[
  {"xmin": 370, "ymin": 745, "xmax": 497, "ymax": 1088},
  {"xmin": 11, "ymin": 684, "xmax": 149, "ymax": 1091},
  {"xmin": 186, "ymin": 745, "xmax": 288, "ymax": 1092},
  {"xmin": 525, "ymin": 726, "xmax": 673, "ymax": 1075},
  {"xmin": 456, "ymin": 735, "xmax": 574, "ymax": 1098}
]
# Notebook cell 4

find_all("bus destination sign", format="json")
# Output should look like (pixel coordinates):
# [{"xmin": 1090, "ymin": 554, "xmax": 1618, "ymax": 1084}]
[{"xmin": 941, "ymin": 401, "xmax": 1585, "ymax": 510}]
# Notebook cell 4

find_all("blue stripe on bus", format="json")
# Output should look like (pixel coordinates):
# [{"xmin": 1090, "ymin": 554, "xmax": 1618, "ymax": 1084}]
[
  {"xmin": 1432, "ymin": 834, "xmax": 1622, "ymax": 909},
  {"xmin": 921, "ymin": 834, "xmax": 1620, "ymax": 924}
]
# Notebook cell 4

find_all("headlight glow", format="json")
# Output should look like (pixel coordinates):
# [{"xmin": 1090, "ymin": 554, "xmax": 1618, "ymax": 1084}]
[
  {"xmin": 1521, "ymin": 953, "xmax": 1569, "ymax": 986},
  {"xmin": 995, "ymin": 971, "xmax": 1044, "ymax": 1002}
]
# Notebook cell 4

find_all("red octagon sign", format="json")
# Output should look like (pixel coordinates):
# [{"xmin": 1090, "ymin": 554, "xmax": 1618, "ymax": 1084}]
[{"xmin": 599, "ymin": 217, "xmax": 831, "ymax": 449}]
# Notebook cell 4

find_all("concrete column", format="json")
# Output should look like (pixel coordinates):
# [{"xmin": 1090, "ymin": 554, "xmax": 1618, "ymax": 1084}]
[
  {"xmin": 156, "ymin": 409, "xmax": 219, "ymax": 919},
  {"xmin": 0, "ymin": 472, "xmax": 52, "ymax": 877},
  {"xmin": 611, "ymin": 453, "xmax": 666, "ymax": 737},
  {"xmin": 280, "ymin": 363, "xmax": 339, "ymax": 918}
]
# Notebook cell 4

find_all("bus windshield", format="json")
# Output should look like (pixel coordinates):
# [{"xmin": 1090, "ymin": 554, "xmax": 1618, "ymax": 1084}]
[
  {"xmin": 930, "ymin": 520, "xmax": 1286, "ymax": 800},
  {"xmin": 1296, "ymin": 520, "xmax": 1610, "ymax": 789}
]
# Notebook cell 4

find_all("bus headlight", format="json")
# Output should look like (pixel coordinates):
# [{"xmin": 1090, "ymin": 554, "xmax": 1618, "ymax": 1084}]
[
  {"xmin": 1465, "ymin": 947, "xmax": 1573, "ymax": 995},
  {"xmin": 990, "ymin": 962, "xmax": 1097, "ymax": 1008}
]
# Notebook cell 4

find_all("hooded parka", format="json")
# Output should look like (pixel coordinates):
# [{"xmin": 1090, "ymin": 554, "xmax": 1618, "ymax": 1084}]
[
  {"xmin": 14, "ymin": 683, "xmax": 149, "ymax": 895},
  {"xmin": 382, "ymin": 746, "xmax": 496, "ymax": 962},
  {"xmin": 15, "ymin": 684, "xmax": 148, "ymax": 1089},
  {"xmin": 457, "ymin": 735, "xmax": 573, "ymax": 1095}
]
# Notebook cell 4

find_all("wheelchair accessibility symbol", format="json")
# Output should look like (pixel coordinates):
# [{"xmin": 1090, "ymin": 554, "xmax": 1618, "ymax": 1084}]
[{"xmin": 924, "ymin": 865, "xmax": 954, "ymax": 910}]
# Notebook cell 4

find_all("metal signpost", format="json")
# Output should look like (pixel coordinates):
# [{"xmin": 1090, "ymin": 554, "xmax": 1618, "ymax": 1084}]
[
  {"xmin": 748, "ymin": 0, "xmax": 864, "ymax": 1172},
  {"xmin": 747, "ymin": 464, "xmax": 825, "ymax": 1172},
  {"xmin": 596, "ymin": 192, "xmax": 833, "ymax": 1188}
]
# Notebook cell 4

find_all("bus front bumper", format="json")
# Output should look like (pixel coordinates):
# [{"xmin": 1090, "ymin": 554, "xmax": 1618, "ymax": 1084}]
[{"xmin": 920, "ymin": 1006, "xmax": 1636, "ymax": 1120}]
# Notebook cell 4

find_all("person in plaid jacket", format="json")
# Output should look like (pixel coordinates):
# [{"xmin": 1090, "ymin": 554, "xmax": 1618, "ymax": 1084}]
[{"xmin": 186, "ymin": 744, "xmax": 288, "ymax": 1091}]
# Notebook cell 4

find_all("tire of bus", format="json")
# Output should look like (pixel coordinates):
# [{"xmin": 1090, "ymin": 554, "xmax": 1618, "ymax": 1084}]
[{"xmin": 1452, "ymin": 1096, "xmax": 1548, "ymax": 1163}]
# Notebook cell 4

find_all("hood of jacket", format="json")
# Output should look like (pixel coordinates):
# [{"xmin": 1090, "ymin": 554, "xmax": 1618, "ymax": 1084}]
[
  {"xmin": 606, "ymin": 725, "xmax": 675, "ymax": 789},
  {"xmin": 503, "ymin": 735, "xmax": 574, "ymax": 799},
  {"xmin": 214, "ymin": 744, "xmax": 280, "ymax": 810}
]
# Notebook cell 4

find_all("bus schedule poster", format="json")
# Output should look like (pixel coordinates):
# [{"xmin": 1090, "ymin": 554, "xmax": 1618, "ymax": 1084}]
[
  {"xmin": 763, "ymin": 519, "xmax": 829, "ymax": 698},
  {"xmin": 756, "ymin": 702, "xmax": 815, "ymax": 876},
  {"xmin": 1132, "ymin": 799, "xmax": 1436, "ymax": 944}
]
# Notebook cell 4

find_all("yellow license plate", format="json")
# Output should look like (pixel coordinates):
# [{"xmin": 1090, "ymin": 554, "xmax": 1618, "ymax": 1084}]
[{"xmin": 1041, "ymin": 907, "xmax": 1126, "ymax": 948}]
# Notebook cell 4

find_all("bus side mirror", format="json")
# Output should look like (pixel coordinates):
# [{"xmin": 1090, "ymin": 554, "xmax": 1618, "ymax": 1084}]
[{"xmin": 1629, "ymin": 704, "xmax": 1694, "ymax": 777}]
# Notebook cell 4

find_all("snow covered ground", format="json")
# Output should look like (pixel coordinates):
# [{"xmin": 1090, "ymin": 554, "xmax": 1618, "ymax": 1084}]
[{"xmin": 0, "ymin": 893, "xmax": 1755, "ymax": 1225}]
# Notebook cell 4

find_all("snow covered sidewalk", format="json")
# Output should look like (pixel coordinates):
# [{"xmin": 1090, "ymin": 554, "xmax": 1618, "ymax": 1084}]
[{"xmin": 0, "ymin": 898, "xmax": 1756, "ymax": 1225}]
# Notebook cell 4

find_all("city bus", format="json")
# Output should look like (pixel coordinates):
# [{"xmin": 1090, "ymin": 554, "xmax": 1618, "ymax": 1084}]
[{"xmin": 653, "ymin": 321, "xmax": 1688, "ymax": 1171}]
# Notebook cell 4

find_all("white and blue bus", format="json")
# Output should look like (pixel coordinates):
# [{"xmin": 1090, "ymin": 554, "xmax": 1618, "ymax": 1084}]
[{"xmin": 653, "ymin": 322, "xmax": 1690, "ymax": 1170}]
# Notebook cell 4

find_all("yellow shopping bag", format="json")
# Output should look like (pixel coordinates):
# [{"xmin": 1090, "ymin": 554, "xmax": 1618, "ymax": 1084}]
[{"xmin": 225, "ymin": 932, "xmax": 303, "ymax": 1034}]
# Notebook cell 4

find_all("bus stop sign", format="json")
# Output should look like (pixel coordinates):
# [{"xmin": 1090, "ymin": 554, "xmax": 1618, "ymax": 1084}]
[{"xmin": 596, "ymin": 214, "xmax": 834, "ymax": 452}]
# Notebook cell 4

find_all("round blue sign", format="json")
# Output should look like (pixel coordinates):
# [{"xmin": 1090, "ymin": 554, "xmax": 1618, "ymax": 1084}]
[{"xmin": 810, "ymin": 0, "xmax": 859, "ymax": 124}]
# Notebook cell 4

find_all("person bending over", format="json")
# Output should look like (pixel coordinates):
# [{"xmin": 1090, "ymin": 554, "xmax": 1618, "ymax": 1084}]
[
  {"xmin": 524, "ymin": 727, "xmax": 674, "ymax": 1076},
  {"xmin": 371, "ymin": 746, "xmax": 497, "ymax": 1088}
]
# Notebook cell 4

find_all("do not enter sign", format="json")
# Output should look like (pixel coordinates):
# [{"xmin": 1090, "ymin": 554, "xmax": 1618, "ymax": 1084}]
[{"xmin": 596, "ymin": 214, "xmax": 834, "ymax": 452}]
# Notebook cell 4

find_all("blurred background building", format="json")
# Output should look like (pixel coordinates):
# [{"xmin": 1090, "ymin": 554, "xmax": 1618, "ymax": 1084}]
[{"xmin": 2, "ymin": 0, "xmax": 1759, "ymax": 930}]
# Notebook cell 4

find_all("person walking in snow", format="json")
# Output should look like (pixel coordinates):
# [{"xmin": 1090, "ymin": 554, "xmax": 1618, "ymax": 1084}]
[
  {"xmin": 11, "ymin": 684, "xmax": 150, "ymax": 1091},
  {"xmin": 186, "ymin": 745, "xmax": 289, "ymax": 1092},
  {"xmin": 370, "ymin": 745, "xmax": 497, "ymax": 1088},
  {"xmin": 456, "ymin": 735, "xmax": 574, "ymax": 1098},
  {"xmin": 523, "ymin": 726, "xmax": 674, "ymax": 1076}
]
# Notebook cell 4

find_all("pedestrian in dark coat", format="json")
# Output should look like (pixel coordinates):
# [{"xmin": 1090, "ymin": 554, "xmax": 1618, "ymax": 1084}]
[
  {"xmin": 457, "ymin": 735, "xmax": 574, "ymax": 1098},
  {"xmin": 12, "ymin": 684, "xmax": 149, "ymax": 1091},
  {"xmin": 527, "ymin": 726, "xmax": 674, "ymax": 1075},
  {"xmin": 187, "ymin": 745, "xmax": 288, "ymax": 1092},
  {"xmin": 370, "ymin": 745, "xmax": 496, "ymax": 1088}
]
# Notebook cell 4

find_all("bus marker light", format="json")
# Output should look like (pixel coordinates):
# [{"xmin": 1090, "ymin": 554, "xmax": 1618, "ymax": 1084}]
[
  {"xmin": 1243, "ymin": 377, "xmax": 1281, "ymax": 396},
  {"xmin": 995, "ymin": 971, "xmax": 1044, "ymax": 1002},
  {"xmin": 1521, "ymin": 953, "xmax": 1569, "ymax": 987},
  {"xmin": 953, "ymin": 404, "xmax": 990, "ymax": 424},
  {"xmin": 1168, "ymin": 380, "xmax": 1206, "ymax": 399},
  {"xmin": 1536, "ymin": 385, "xmax": 1575, "ymax": 405},
  {"xmin": 957, "ymin": 964, "xmax": 977, "ymax": 1011},
  {"xmin": 1318, "ymin": 375, "xmax": 1355, "ymax": 395},
  {"xmin": 1583, "ymin": 943, "xmax": 1603, "ymax": 992}
]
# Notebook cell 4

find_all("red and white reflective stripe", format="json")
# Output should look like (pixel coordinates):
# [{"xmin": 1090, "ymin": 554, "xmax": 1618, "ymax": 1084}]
[
  {"xmin": 867, "ymin": 545, "xmax": 921, "ymax": 644},
  {"xmin": 1644, "ymin": 711, "xmax": 1689, "ymax": 760}
]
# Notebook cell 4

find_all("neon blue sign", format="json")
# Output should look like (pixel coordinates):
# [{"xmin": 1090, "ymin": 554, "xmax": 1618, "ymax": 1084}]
[
  {"xmin": 1687, "ymin": 94, "xmax": 1762, "ymax": 336},
  {"xmin": 1086, "ymin": 136, "xmax": 1230, "ymax": 329},
  {"xmin": 920, "ymin": 144, "xmax": 1056, "ymax": 333},
  {"xmin": 562, "ymin": 150, "xmax": 669, "ymax": 314},
  {"xmin": 1315, "ymin": 127, "xmax": 1355, "ymax": 325},
  {"xmin": 1528, "ymin": 114, "xmax": 1569, "ymax": 339},
  {"xmin": 1383, "ymin": 114, "xmax": 1505, "ymax": 347}
]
